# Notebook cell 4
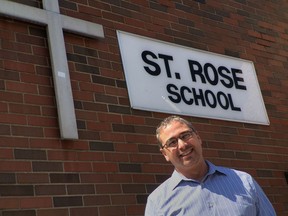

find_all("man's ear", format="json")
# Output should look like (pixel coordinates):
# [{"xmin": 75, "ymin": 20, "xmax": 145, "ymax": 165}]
[
  {"xmin": 194, "ymin": 131, "xmax": 202, "ymax": 145},
  {"xmin": 160, "ymin": 148, "xmax": 170, "ymax": 162}
]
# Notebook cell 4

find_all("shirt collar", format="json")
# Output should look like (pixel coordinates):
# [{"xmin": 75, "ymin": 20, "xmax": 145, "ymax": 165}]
[{"xmin": 169, "ymin": 160, "xmax": 227, "ymax": 190}]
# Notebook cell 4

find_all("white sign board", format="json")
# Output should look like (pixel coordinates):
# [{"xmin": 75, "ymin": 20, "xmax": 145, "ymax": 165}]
[{"xmin": 117, "ymin": 31, "xmax": 269, "ymax": 125}]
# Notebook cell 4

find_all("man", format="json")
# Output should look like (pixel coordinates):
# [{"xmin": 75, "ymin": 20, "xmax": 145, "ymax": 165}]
[{"xmin": 145, "ymin": 115, "xmax": 276, "ymax": 215}]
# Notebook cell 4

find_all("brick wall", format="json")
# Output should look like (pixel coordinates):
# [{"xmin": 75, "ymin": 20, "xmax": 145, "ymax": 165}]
[{"xmin": 0, "ymin": 0, "xmax": 287, "ymax": 215}]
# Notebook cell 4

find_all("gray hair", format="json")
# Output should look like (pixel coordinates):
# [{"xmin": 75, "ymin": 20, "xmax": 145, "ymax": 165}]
[{"xmin": 156, "ymin": 115, "xmax": 195, "ymax": 144}]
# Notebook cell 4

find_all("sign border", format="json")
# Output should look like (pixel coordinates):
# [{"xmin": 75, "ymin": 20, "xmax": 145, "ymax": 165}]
[{"xmin": 117, "ymin": 30, "xmax": 270, "ymax": 125}]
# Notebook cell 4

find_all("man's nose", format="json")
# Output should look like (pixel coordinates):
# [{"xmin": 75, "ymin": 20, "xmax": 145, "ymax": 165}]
[{"xmin": 177, "ymin": 138, "xmax": 188, "ymax": 149}]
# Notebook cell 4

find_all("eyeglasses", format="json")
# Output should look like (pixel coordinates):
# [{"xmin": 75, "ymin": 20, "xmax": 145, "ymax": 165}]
[{"xmin": 161, "ymin": 130, "xmax": 195, "ymax": 149}]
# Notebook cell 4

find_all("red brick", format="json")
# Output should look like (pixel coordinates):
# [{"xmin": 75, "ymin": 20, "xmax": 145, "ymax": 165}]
[
  {"xmin": 29, "ymin": 138, "xmax": 62, "ymax": 149},
  {"xmin": 78, "ymin": 82, "xmax": 105, "ymax": 93},
  {"xmin": 107, "ymin": 173, "xmax": 133, "ymax": 183},
  {"xmin": 9, "ymin": 103, "xmax": 41, "ymax": 115},
  {"xmin": 73, "ymin": 91, "xmax": 94, "ymax": 102},
  {"xmin": 86, "ymin": 121, "xmax": 111, "ymax": 132},
  {"xmin": 32, "ymin": 46, "xmax": 49, "ymax": 57},
  {"xmin": 103, "ymin": 86, "xmax": 127, "ymax": 97},
  {"xmin": 95, "ymin": 184, "xmax": 122, "ymax": 194},
  {"xmin": 97, "ymin": 112, "xmax": 122, "ymax": 123},
  {"xmin": 141, "ymin": 164, "xmax": 173, "ymax": 174},
  {"xmin": 24, "ymin": 94, "xmax": 55, "ymax": 106},
  {"xmin": 17, "ymin": 173, "xmax": 49, "ymax": 184},
  {"xmin": 111, "ymin": 194, "xmax": 136, "ymax": 205},
  {"xmin": 0, "ymin": 91, "xmax": 23, "ymax": 103},
  {"xmin": 0, "ymin": 101, "xmax": 8, "ymax": 112},
  {"xmin": 12, "ymin": 125, "xmax": 44, "ymax": 137},
  {"xmin": 0, "ymin": 113, "xmax": 27, "ymax": 125},
  {"xmin": 0, "ymin": 148, "xmax": 13, "ymax": 159},
  {"xmin": 0, "ymin": 49, "xmax": 18, "ymax": 61},
  {"xmin": 75, "ymin": 110, "xmax": 98, "ymax": 121},
  {"xmin": 48, "ymin": 150, "xmax": 78, "ymax": 161},
  {"xmin": 130, "ymin": 153, "xmax": 151, "ymax": 163},
  {"xmin": 27, "ymin": 116, "xmax": 58, "ymax": 127},
  {"xmin": 70, "ymin": 207, "xmax": 98, "ymax": 216},
  {"xmin": 38, "ymin": 209, "xmax": 69, "ymax": 216},
  {"xmin": 67, "ymin": 184, "xmax": 95, "ymax": 195},
  {"xmin": 0, "ymin": 28, "xmax": 15, "ymax": 40},
  {"xmin": 132, "ymin": 174, "xmax": 155, "ymax": 183},
  {"xmin": 0, "ymin": 161, "xmax": 31, "ymax": 172},
  {"xmin": 4, "ymin": 60, "xmax": 34, "ymax": 73},
  {"xmin": 21, "ymin": 73, "xmax": 51, "ymax": 85},
  {"xmin": 100, "ymin": 68, "xmax": 124, "ymax": 79},
  {"xmin": 125, "ymin": 134, "xmax": 148, "ymax": 144},
  {"xmin": 18, "ymin": 52, "xmax": 48, "ymax": 66},
  {"xmin": 114, "ymin": 143, "xmax": 138, "ymax": 152},
  {"xmin": 44, "ymin": 127, "xmax": 61, "ymax": 139},
  {"xmin": 0, "ymin": 137, "xmax": 29, "ymax": 147},
  {"xmin": 64, "ymin": 162, "xmax": 93, "ymax": 172},
  {"xmin": 126, "ymin": 204, "xmax": 146, "ymax": 215},
  {"xmin": 98, "ymin": 206, "xmax": 126, "ymax": 216},
  {"xmin": 0, "ymin": 197, "xmax": 20, "ymax": 208},
  {"xmin": 80, "ymin": 173, "xmax": 107, "ymax": 183},
  {"xmin": 20, "ymin": 197, "xmax": 52, "ymax": 208},
  {"xmin": 104, "ymin": 152, "xmax": 129, "ymax": 162},
  {"xmin": 83, "ymin": 195, "xmax": 111, "ymax": 206},
  {"xmin": 101, "ymin": 132, "xmax": 126, "ymax": 143},
  {"xmin": 93, "ymin": 162, "xmax": 118, "ymax": 172}
]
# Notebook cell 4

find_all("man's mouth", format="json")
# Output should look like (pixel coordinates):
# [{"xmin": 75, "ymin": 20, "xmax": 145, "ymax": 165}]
[{"xmin": 180, "ymin": 149, "xmax": 193, "ymax": 157}]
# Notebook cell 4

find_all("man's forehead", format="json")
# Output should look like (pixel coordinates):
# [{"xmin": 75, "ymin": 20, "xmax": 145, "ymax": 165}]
[{"xmin": 160, "ymin": 121, "xmax": 189, "ymax": 135}]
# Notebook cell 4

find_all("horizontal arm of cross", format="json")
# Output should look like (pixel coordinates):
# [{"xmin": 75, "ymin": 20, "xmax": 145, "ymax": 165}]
[
  {"xmin": 62, "ymin": 16, "xmax": 104, "ymax": 39},
  {"xmin": 0, "ymin": 0, "xmax": 104, "ymax": 39},
  {"xmin": 0, "ymin": 1, "xmax": 48, "ymax": 25}
]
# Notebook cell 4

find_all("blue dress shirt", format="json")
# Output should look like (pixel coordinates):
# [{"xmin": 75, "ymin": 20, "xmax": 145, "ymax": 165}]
[{"xmin": 145, "ymin": 161, "xmax": 276, "ymax": 216}]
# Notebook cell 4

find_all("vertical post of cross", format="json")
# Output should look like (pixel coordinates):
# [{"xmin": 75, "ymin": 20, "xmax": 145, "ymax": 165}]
[{"xmin": 43, "ymin": 0, "xmax": 78, "ymax": 139}]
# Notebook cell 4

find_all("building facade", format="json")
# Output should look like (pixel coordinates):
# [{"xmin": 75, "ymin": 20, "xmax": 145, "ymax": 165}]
[{"xmin": 0, "ymin": 0, "xmax": 287, "ymax": 215}]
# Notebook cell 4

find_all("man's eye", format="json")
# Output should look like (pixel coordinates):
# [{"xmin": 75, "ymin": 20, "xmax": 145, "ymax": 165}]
[
  {"xmin": 180, "ymin": 132, "xmax": 193, "ymax": 140},
  {"xmin": 181, "ymin": 133, "xmax": 191, "ymax": 140},
  {"xmin": 167, "ymin": 139, "xmax": 177, "ymax": 147}
]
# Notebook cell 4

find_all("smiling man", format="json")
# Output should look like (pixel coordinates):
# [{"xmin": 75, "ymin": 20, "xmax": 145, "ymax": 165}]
[{"xmin": 145, "ymin": 115, "xmax": 276, "ymax": 216}]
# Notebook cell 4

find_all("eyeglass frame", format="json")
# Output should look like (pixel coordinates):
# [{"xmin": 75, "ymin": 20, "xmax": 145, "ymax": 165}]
[{"xmin": 161, "ymin": 130, "xmax": 195, "ymax": 149}]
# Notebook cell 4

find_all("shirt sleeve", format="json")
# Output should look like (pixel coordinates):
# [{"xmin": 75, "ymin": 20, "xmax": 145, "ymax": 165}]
[
  {"xmin": 144, "ymin": 196, "xmax": 157, "ymax": 216},
  {"xmin": 253, "ymin": 178, "xmax": 276, "ymax": 216}
]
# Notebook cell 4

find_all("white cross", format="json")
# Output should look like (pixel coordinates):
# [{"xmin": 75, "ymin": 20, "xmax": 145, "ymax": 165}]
[{"xmin": 0, "ymin": 0, "xmax": 104, "ymax": 139}]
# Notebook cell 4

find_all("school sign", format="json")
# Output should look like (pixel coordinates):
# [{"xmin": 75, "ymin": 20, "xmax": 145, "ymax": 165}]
[{"xmin": 117, "ymin": 31, "xmax": 269, "ymax": 125}]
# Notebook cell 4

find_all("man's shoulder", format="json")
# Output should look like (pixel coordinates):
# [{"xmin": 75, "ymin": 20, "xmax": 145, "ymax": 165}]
[
  {"xmin": 148, "ymin": 175, "xmax": 174, "ymax": 200},
  {"xmin": 223, "ymin": 166, "xmax": 253, "ymax": 178},
  {"xmin": 212, "ymin": 163, "xmax": 254, "ymax": 184}
]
